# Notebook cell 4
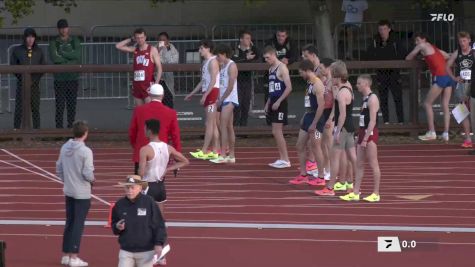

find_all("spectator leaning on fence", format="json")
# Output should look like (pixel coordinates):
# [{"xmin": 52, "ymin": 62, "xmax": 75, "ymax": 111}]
[
  {"xmin": 116, "ymin": 28, "xmax": 163, "ymax": 107},
  {"xmin": 49, "ymin": 19, "xmax": 82, "ymax": 129},
  {"xmin": 232, "ymin": 29, "xmax": 259, "ymax": 127},
  {"xmin": 56, "ymin": 121, "xmax": 95, "ymax": 267},
  {"xmin": 11, "ymin": 27, "xmax": 46, "ymax": 129},
  {"xmin": 366, "ymin": 20, "xmax": 406, "ymax": 125},
  {"xmin": 158, "ymin": 32, "xmax": 179, "ymax": 97},
  {"xmin": 446, "ymin": 31, "xmax": 473, "ymax": 148}
]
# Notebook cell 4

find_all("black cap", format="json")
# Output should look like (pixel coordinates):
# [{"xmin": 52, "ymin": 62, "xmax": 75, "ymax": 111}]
[
  {"xmin": 24, "ymin": 27, "xmax": 37, "ymax": 38},
  {"xmin": 57, "ymin": 19, "xmax": 69, "ymax": 29}
]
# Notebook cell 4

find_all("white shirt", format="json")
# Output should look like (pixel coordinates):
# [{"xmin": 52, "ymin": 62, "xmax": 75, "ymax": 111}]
[
  {"xmin": 142, "ymin": 141, "xmax": 169, "ymax": 182},
  {"xmin": 201, "ymin": 56, "xmax": 220, "ymax": 92},
  {"xmin": 219, "ymin": 60, "xmax": 239, "ymax": 105},
  {"xmin": 342, "ymin": 0, "xmax": 368, "ymax": 24}
]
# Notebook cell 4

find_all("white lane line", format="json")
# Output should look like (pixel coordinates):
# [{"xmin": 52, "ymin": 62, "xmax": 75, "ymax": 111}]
[{"xmin": 1, "ymin": 219, "xmax": 475, "ymax": 233}]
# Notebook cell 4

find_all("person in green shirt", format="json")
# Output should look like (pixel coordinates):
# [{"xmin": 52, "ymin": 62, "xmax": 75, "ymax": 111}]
[{"xmin": 49, "ymin": 19, "xmax": 82, "ymax": 129}]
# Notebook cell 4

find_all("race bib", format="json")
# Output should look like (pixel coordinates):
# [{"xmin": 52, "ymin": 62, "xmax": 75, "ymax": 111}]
[
  {"xmin": 460, "ymin": 69, "xmax": 472, "ymax": 80},
  {"xmin": 134, "ymin": 70, "xmax": 145, "ymax": 81},
  {"xmin": 274, "ymin": 82, "xmax": 281, "ymax": 91},
  {"xmin": 359, "ymin": 115, "xmax": 365, "ymax": 127},
  {"xmin": 269, "ymin": 81, "xmax": 275, "ymax": 93},
  {"xmin": 304, "ymin": 95, "xmax": 311, "ymax": 108}
]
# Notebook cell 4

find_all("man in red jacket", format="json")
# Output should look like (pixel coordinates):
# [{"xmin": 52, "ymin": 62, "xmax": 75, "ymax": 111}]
[{"xmin": 129, "ymin": 84, "xmax": 181, "ymax": 174}]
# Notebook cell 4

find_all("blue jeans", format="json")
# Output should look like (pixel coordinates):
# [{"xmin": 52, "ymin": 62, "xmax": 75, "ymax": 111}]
[{"xmin": 62, "ymin": 196, "xmax": 91, "ymax": 254}]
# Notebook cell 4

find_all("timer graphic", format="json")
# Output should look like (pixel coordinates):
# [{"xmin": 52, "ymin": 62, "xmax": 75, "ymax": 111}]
[{"xmin": 377, "ymin": 237, "xmax": 417, "ymax": 252}]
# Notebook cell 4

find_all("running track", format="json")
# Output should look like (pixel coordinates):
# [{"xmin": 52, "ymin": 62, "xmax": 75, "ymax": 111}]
[{"xmin": 0, "ymin": 144, "xmax": 474, "ymax": 267}]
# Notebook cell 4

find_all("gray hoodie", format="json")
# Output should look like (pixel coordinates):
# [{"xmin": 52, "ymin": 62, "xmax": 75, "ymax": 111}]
[{"xmin": 56, "ymin": 139, "xmax": 95, "ymax": 199}]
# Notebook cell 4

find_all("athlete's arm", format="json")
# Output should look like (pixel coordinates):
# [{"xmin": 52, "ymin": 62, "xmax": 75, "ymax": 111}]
[
  {"xmin": 151, "ymin": 46, "xmax": 163, "ymax": 82},
  {"xmin": 446, "ymin": 50, "xmax": 460, "ymax": 82},
  {"xmin": 439, "ymin": 49, "xmax": 450, "ymax": 60},
  {"xmin": 310, "ymin": 78, "xmax": 325, "ymax": 133},
  {"xmin": 138, "ymin": 145, "xmax": 152, "ymax": 178},
  {"xmin": 363, "ymin": 94, "xmax": 380, "ymax": 142},
  {"xmin": 166, "ymin": 145, "xmax": 189, "ymax": 173},
  {"xmin": 405, "ymin": 44, "xmax": 422, "ymax": 60},
  {"xmin": 115, "ymin": 38, "xmax": 135, "ymax": 53},
  {"xmin": 185, "ymin": 80, "xmax": 203, "ymax": 100},
  {"xmin": 219, "ymin": 62, "xmax": 238, "ymax": 102},
  {"xmin": 277, "ymin": 65, "xmax": 292, "ymax": 103}
]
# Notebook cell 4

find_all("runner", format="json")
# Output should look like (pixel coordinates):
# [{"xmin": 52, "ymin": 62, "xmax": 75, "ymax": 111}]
[
  {"xmin": 263, "ymin": 46, "xmax": 293, "ymax": 168},
  {"xmin": 340, "ymin": 74, "xmax": 381, "ymax": 202},
  {"xmin": 138, "ymin": 119, "xmax": 189, "ymax": 215},
  {"xmin": 289, "ymin": 60, "xmax": 326, "ymax": 185},
  {"xmin": 211, "ymin": 44, "xmax": 239, "ymax": 164},
  {"xmin": 315, "ymin": 61, "xmax": 357, "ymax": 197},
  {"xmin": 317, "ymin": 58, "xmax": 335, "ymax": 182},
  {"xmin": 446, "ymin": 31, "xmax": 473, "ymax": 148},
  {"xmin": 301, "ymin": 45, "xmax": 321, "ymax": 174},
  {"xmin": 116, "ymin": 28, "xmax": 162, "ymax": 106},
  {"xmin": 185, "ymin": 40, "xmax": 221, "ymax": 160},
  {"xmin": 406, "ymin": 33, "xmax": 452, "ymax": 141}
]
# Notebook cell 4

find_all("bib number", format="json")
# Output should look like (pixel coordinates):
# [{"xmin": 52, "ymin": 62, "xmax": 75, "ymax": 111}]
[
  {"xmin": 134, "ymin": 70, "xmax": 145, "ymax": 81},
  {"xmin": 460, "ymin": 69, "xmax": 471, "ymax": 80},
  {"xmin": 304, "ymin": 95, "xmax": 311, "ymax": 108},
  {"xmin": 359, "ymin": 115, "xmax": 365, "ymax": 127},
  {"xmin": 269, "ymin": 81, "xmax": 275, "ymax": 93}
]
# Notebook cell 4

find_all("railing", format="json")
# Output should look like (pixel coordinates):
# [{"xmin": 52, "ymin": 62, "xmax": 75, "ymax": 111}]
[{"xmin": 0, "ymin": 61, "xmax": 438, "ymax": 141}]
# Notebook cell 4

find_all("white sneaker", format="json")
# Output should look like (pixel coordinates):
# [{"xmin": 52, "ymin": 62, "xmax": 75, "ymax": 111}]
[
  {"xmin": 324, "ymin": 169, "xmax": 331, "ymax": 181},
  {"xmin": 61, "ymin": 256, "xmax": 70, "ymax": 265},
  {"xmin": 440, "ymin": 132, "xmax": 449, "ymax": 142},
  {"xmin": 418, "ymin": 131, "xmax": 436, "ymax": 141},
  {"xmin": 225, "ymin": 156, "xmax": 236, "ymax": 163},
  {"xmin": 68, "ymin": 257, "xmax": 88, "ymax": 267},
  {"xmin": 268, "ymin": 160, "xmax": 291, "ymax": 169},
  {"xmin": 210, "ymin": 156, "xmax": 226, "ymax": 164}
]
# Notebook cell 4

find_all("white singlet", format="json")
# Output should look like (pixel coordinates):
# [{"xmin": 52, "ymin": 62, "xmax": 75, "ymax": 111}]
[
  {"xmin": 219, "ymin": 60, "xmax": 239, "ymax": 105},
  {"xmin": 143, "ymin": 141, "xmax": 170, "ymax": 182},
  {"xmin": 201, "ymin": 56, "xmax": 220, "ymax": 93}
]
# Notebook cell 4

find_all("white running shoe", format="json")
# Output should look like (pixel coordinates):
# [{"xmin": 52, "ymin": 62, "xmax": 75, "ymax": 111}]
[
  {"xmin": 225, "ymin": 156, "xmax": 236, "ymax": 163},
  {"xmin": 61, "ymin": 256, "xmax": 70, "ymax": 265},
  {"xmin": 441, "ymin": 132, "xmax": 449, "ymax": 142},
  {"xmin": 418, "ymin": 131, "xmax": 436, "ymax": 141},
  {"xmin": 324, "ymin": 169, "xmax": 331, "ymax": 180},
  {"xmin": 68, "ymin": 257, "xmax": 88, "ymax": 267},
  {"xmin": 268, "ymin": 160, "xmax": 291, "ymax": 169}
]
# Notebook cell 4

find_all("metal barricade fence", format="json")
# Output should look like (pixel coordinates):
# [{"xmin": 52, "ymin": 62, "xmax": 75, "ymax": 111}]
[{"xmin": 334, "ymin": 20, "xmax": 456, "ymax": 60}]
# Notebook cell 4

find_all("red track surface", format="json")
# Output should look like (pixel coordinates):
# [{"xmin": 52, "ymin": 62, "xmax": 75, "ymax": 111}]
[{"xmin": 1, "ymin": 144, "xmax": 475, "ymax": 267}]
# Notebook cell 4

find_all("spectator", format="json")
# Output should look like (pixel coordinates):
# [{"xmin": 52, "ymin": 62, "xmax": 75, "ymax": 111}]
[
  {"xmin": 366, "ymin": 20, "xmax": 406, "ymax": 124},
  {"xmin": 129, "ymin": 84, "xmax": 181, "ymax": 174},
  {"xmin": 232, "ymin": 30, "xmax": 259, "ymax": 127},
  {"xmin": 111, "ymin": 175, "xmax": 167, "ymax": 267},
  {"xmin": 49, "ymin": 19, "xmax": 82, "ymax": 129},
  {"xmin": 11, "ymin": 27, "xmax": 46, "ymax": 129},
  {"xmin": 341, "ymin": 0, "xmax": 368, "ymax": 59},
  {"xmin": 56, "ymin": 121, "xmax": 95, "ymax": 267},
  {"xmin": 158, "ymin": 32, "xmax": 179, "ymax": 100}
]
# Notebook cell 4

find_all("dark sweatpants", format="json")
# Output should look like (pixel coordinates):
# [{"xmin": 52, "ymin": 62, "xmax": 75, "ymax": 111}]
[
  {"xmin": 62, "ymin": 196, "xmax": 91, "ymax": 254},
  {"xmin": 54, "ymin": 80, "xmax": 79, "ymax": 128}
]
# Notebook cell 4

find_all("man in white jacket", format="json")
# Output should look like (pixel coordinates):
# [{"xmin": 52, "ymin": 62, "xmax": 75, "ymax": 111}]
[{"xmin": 56, "ymin": 120, "xmax": 95, "ymax": 267}]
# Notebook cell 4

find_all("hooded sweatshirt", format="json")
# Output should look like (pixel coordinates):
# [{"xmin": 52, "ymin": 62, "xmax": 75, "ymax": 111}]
[
  {"xmin": 10, "ymin": 28, "xmax": 46, "ymax": 83},
  {"xmin": 56, "ymin": 139, "xmax": 95, "ymax": 199}
]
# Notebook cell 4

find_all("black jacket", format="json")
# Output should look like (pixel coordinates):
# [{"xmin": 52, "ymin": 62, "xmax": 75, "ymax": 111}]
[
  {"xmin": 265, "ymin": 36, "xmax": 299, "ymax": 64},
  {"xmin": 10, "ymin": 42, "xmax": 46, "ymax": 83},
  {"xmin": 366, "ymin": 31, "xmax": 406, "ymax": 61},
  {"xmin": 112, "ymin": 193, "xmax": 167, "ymax": 253},
  {"xmin": 232, "ymin": 44, "xmax": 259, "ymax": 83}
]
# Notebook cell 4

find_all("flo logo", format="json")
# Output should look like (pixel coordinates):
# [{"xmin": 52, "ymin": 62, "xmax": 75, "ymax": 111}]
[{"xmin": 430, "ymin": 14, "xmax": 455, "ymax": 21}]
